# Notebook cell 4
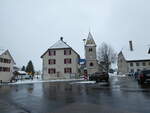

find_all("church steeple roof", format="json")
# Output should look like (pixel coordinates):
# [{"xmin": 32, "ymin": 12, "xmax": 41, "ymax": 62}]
[{"xmin": 85, "ymin": 32, "xmax": 96, "ymax": 46}]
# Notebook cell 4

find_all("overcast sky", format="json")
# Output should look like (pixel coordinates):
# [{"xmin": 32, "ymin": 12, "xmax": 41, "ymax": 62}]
[{"xmin": 0, "ymin": 0, "xmax": 150, "ymax": 70}]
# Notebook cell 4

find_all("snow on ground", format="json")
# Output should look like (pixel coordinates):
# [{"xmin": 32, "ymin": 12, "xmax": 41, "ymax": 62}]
[
  {"xmin": 71, "ymin": 81, "xmax": 96, "ymax": 84},
  {"xmin": 8, "ymin": 78, "xmax": 84, "ymax": 85},
  {"xmin": 109, "ymin": 73, "xmax": 126, "ymax": 77},
  {"xmin": 1, "ymin": 73, "xmax": 126, "ymax": 86},
  {"xmin": 70, "ymin": 81, "xmax": 110, "ymax": 85}
]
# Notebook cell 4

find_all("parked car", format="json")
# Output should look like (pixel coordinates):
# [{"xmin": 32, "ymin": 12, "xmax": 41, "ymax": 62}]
[
  {"xmin": 137, "ymin": 70, "xmax": 150, "ymax": 84},
  {"xmin": 89, "ymin": 72, "xmax": 109, "ymax": 82},
  {"xmin": 20, "ymin": 75, "xmax": 33, "ymax": 80}
]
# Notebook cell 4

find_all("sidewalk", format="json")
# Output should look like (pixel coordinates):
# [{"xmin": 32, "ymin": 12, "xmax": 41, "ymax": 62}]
[{"xmin": 8, "ymin": 78, "xmax": 84, "ymax": 85}]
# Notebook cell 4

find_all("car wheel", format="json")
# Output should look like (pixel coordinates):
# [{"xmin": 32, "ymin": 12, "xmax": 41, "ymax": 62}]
[
  {"xmin": 106, "ymin": 79, "xmax": 109, "ymax": 82},
  {"xmin": 139, "ymin": 80, "xmax": 144, "ymax": 85}
]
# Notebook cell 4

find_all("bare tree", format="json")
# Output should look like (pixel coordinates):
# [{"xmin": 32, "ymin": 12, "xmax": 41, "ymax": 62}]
[{"xmin": 97, "ymin": 42, "xmax": 117, "ymax": 73}]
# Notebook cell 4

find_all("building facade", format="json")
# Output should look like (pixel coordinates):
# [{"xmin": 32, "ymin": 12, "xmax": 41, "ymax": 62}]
[
  {"xmin": 118, "ymin": 41, "xmax": 150, "ymax": 75},
  {"xmin": 41, "ymin": 37, "xmax": 80, "ymax": 80},
  {"xmin": 0, "ymin": 49, "xmax": 15, "ymax": 82},
  {"xmin": 85, "ymin": 32, "xmax": 98, "ymax": 75}
]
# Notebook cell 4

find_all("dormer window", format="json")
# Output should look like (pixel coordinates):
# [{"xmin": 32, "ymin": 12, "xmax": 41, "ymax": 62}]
[{"xmin": 89, "ymin": 48, "xmax": 93, "ymax": 52}]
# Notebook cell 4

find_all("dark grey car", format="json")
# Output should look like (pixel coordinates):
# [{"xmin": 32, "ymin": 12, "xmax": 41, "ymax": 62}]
[
  {"xmin": 89, "ymin": 72, "xmax": 109, "ymax": 83},
  {"xmin": 137, "ymin": 70, "xmax": 150, "ymax": 84}
]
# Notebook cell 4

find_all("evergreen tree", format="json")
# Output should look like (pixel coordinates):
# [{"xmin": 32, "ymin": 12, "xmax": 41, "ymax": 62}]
[
  {"xmin": 21, "ymin": 66, "xmax": 26, "ymax": 71},
  {"xmin": 26, "ymin": 60, "xmax": 35, "ymax": 76}
]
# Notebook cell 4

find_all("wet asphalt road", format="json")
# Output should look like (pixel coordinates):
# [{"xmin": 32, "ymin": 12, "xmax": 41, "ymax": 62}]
[{"xmin": 0, "ymin": 76, "xmax": 150, "ymax": 113}]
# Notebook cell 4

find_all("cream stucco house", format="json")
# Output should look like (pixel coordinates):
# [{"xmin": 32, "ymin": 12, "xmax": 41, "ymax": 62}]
[
  {"xmin": 118, "ymin": 41, "xmax": 150, "ymax": 75},
  {"xmin": 0, "ymin": 49, "xmax": 15, "ymax": 82},
  {"xmin": 41, "ymin": 37, "xmax": 80, "ymax": 80}
]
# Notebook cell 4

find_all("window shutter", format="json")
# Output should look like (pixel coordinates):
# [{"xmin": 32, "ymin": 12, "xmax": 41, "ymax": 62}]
[
  {"xmin": 54, "ymin": 69, "xmax": 56, "ymax": 73},
  {"xmin": 64, "ymin": 59, "xmax": 66, "ymax": 64},
  {"xmin": 69, "ymin": 50, "xmax": 71, "ymax": 55},
  {"xmin": 64, "ymin": 50, "xmax": 66, "ymax": 55},
  {"xmin": 49, "ymin": 51, "xmax": 51, "ymax": 56},
  {"xmin": 70, "ymin": 59, "xmax": 72, "ymax": 63},
  {"xmin": 64, "ymin": 68, "xmax": 66, "ymax": 73},
  {"xmin": 48, "ymin": 69, "xmax": 50, "ymax": 74}
]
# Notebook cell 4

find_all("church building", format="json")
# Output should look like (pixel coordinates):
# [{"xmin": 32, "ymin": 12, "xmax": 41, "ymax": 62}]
[{"xmin": 84, "ymin": 32, "xmax": 99, "ymax": 76}]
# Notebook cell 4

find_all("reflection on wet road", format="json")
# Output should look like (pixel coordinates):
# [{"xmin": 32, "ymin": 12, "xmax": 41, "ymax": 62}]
[{"xmin": 0, "ymin": 76, "xmax": 150, "ymax": 113}]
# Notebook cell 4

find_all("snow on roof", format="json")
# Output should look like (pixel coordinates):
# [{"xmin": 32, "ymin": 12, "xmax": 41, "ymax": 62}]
[
  {"xmin": 121, "ymin": 43, "xmax": 150, "ymax": 61},
  {"xmin": 41, "ymin": 38, "xmax": 80, "ymax": 58},
  {"xmin": 18, "ymin": 71, "xmax": 27, "ymax": 74},
  {"xmin": 50, "ymin": 39, "xmax": 70, "ymax": 49},
  {"xmin": 0, "ymin": 49, "xmax": 16, "ymax": 64},
  {"xmin": 0, "ymin": 49, "xmax": 7, "ymax": 55}
]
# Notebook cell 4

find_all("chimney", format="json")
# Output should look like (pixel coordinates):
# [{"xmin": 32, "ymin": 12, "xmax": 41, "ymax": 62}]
[
  {"xmin": 129, "ymin": 41, "xmax": 133, "ymax": 51},
  {"xmin": 60, "ymin": 37, "xmax": 63, "ymax": 41}
]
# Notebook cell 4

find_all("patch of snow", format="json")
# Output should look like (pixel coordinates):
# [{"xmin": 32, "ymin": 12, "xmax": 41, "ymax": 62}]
[
  {"xmin": 109, "ymin": 73, "xmax": 126, "ymax": 77},
  {"xmin": 111, "ymin": 63, "xmax": 117, "ymax": 69},
  {"xmin": 18, "ymin": 71, "xmax": 27, "ymax": 74},
  {"xmin": 0, "ymin": 49, "xmax": 7, "ymax": 55},
  {"xmin": 9, "ymin": 79, "xmax": 42, "ymax": 85},
  {"xmin": 8, "ymin": 78, "xmax": 83, "ymax": 85},
  {"xmin": 50, "ymin": 40, "xmax": 70, "ymax": 49},
  {"xmin": 71, "ymin": 81, "xmax": 96, "ymax": 84},
  {"xmin": 122, "ymin": 43, "xmax": 150, "ymax": 61}
]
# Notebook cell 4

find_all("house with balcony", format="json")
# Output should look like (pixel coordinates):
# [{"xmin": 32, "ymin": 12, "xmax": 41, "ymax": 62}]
[
  {"xmin": 118, "ymin": 41, "xmax": 150, "ymax": 75},
  {"xmin": 0, "ymin": 49, "xmax": 15, "ymax": 82},
  {"xmin": 41, "ymin": 37, "xmax": 80, "ymax": 80}
]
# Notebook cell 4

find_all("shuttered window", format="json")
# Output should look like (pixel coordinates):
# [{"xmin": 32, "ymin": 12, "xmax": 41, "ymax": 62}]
[
  {"xmin": 0, "ymin": 58, "xmax": 11, "ymax": 64},
  {"xmin": 48, "ymin": 59, "xmax": 56, "ymax": 65},
  {"xmin": 64, "ymin": 58, "xmax": 72, "ymax": 64},
  {"xmin": 0, "ymin": 67, "xmax": 10, "ymax": 72},
  {"xmin": 64, "ymin": 49, "xmax": 71, "ymax": 55},
  {"xmin": 48, "ymin": 68, "xmax": 56, "ymax": 74},
  {"xmin": 49, "ymin": 50, "xmax": 56, "ymax": 56},
  {"xmin": 64, "ymin": 68, "xmax": 72, "ymax": 73}
]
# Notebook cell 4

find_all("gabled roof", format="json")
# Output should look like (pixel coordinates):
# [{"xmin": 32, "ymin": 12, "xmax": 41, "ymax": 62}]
[
  {"xmin": 50, "ymin": 40, "xmax": 70, "ymax": 49},
  {"xmin": 41, "ymin": 38, "xmax": 80, "ymax": 58},
  {"xmin": 121, "ymin": 43, "xmax": 150, "ymax": 61},
  {"xmin": 0, "ymin": 49, "xmax": 7, "ymax": 55},
  {"xmin": 85, "ymin": 32, "xmax": 96, "ymax": 46},
  {"xmin": 0, "ymin": 49, "xmax": 16, "ymax": 64}
]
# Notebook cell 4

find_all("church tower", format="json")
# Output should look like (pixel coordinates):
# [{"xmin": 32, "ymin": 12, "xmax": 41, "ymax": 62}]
[{"xmin": 85, "ymin": 32, "xmax": 98, "ymax": 75}]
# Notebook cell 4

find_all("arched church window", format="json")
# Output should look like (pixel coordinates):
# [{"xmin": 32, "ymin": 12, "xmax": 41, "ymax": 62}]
[
  {"xmin": 89, "ymin": 48, "xmax": 93, "ymax": 52},
  {"xmin": 90, "ymin": 62, "xmax": 94, "ymax": 66}
]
